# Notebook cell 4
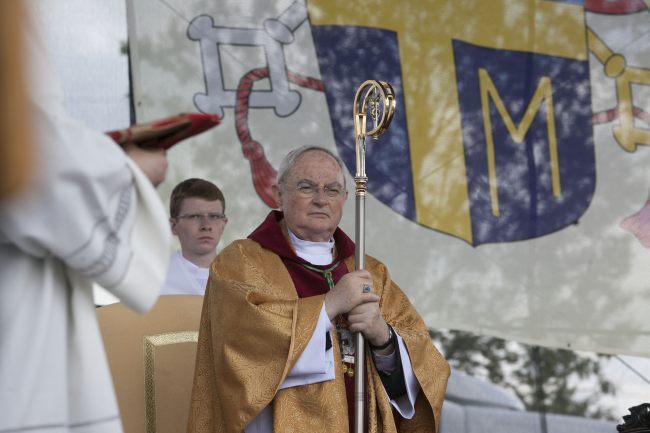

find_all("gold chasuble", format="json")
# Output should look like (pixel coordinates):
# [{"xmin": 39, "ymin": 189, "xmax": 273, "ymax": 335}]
[{"xmin": 187, "ymin": 212, "xmax": 449, "ymax": 433}]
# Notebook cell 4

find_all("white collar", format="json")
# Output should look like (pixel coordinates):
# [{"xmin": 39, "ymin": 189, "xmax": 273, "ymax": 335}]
[
  {"xmin": 288, "ymin": 230, "xmax": 334, "ymax": 266},
  {"xmin": 178, "ymin": 251, "xmax": 209, "ymax": 274}
]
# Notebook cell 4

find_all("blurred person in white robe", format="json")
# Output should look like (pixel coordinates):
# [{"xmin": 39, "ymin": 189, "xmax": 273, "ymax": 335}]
[
  {"xmin": 160, "ymin": 178, "xmax": 227, "ymax": 295},
  {"xmin": 0, "ymin": 1, "xmax": 171, "ymax": 432}
]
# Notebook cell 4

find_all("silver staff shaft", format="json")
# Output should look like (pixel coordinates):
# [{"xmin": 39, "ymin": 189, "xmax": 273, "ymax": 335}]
[
  {"xmin": 352, "ymin": 80, "xmax": 395, "ymax": 433},
  {"xmin": 354, "ymin": 131, "xmax": 367, "ymax": 433}
]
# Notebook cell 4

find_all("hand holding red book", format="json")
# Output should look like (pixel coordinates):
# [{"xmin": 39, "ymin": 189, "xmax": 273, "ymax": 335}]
[{"xmin": 106, "ymin": 112, "xmax": 220, "ymax": 150}]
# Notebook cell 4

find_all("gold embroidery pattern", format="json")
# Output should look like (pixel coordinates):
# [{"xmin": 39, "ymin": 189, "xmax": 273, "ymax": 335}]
[
  {"xmin": 187, "ymin": 240, "xmax": 450, "ymax": 433},
  {"xmin": 143, "ymin": 331, "xmax": 199, "ymax": 433}
]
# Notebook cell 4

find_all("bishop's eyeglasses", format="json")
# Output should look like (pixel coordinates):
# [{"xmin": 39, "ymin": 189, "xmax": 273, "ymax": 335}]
[
  {"xmin": 175, "ymin": 213, "xmax": 227, "ymax": 223},
  {"xmin": 293, "ymin": 180, "xmax": 346, "ymax": 199}
]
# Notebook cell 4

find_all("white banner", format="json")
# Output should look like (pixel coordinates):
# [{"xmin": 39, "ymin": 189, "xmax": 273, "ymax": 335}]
[{"xmin": 127, "ymin": 0, "xmax": 650, "ymax": 356}]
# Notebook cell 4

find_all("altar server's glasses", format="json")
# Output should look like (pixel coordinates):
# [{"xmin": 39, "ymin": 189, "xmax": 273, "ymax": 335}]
[{"xmin": 175, "ymin": 213, "xmax": 227, "ymax": 223}]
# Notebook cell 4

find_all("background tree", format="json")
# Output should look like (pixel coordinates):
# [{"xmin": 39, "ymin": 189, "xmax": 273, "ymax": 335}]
[{"xmin": 430, "ymin": 329, "xmax": 618, "ymax": 420}]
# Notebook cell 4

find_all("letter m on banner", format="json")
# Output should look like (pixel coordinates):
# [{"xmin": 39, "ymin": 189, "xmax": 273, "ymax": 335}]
[{"xmin": 454, "ymin": 40, "xmax": 596, "ymax": 245}]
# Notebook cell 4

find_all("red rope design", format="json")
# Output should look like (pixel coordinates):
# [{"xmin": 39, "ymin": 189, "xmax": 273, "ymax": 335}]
[
  {"xmin": 234, "ymin": 67, "xmax": 324, "ymax": 208},
  {"xmin": 592, "ymin": 106, "xmax": 650, "ymax": 125}
]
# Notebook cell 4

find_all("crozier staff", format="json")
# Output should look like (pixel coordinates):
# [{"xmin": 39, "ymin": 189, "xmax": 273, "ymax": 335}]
[{"xmin": 188, "ymin": 146, "xmax": 449, "ymax": 433}]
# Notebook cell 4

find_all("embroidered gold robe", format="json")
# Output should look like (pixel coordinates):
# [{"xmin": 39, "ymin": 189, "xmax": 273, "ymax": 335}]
[{"xmin": 188, "ymin": 216, "xmax": 449, "ymax": 433}]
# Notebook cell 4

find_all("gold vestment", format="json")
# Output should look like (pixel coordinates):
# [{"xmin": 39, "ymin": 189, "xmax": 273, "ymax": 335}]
[{"xmin": 188, "ymin": 237, "xmax": 449, "ymax": 433}]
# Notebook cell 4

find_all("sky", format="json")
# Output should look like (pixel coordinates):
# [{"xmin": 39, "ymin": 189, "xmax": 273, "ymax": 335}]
[
  {"xmin": 38, "ymin": 0, "xmax": 131, "ymax": 131},
  {"xmin": 603, "ymin": 355, "xmax": 650, "ymax": 418}
]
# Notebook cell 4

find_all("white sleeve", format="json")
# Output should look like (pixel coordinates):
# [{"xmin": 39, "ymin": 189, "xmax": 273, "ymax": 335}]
[
  {"xmin": 278, "ymin": 305, "xmax": 335, "ymax": 389},
  {"xmin": 387, "ymin": 332, "xmax": 420, "ymax": 419},
  {"xmin": 106, "ymin": 157, "xmax": 171, "ymax": 312}
]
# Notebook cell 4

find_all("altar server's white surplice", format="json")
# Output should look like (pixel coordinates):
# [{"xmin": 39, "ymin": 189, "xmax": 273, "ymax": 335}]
[
  {"xmin": 0, "ymin": 2, "xmax": 171, "ymax": 432},
  {"xmin": 160, "ymin": 250, "xmax": 210, "ymax": 295}
]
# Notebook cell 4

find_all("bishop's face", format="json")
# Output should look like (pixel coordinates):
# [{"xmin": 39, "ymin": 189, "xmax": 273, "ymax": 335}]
[{"xmin": 273, "ymin": 150, "xmax": 348, "ymax": 242}]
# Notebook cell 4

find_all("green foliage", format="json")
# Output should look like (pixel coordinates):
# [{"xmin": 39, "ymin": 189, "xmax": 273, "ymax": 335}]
[{"xmin": 430, "ymin": 329, "xmax": 617, "ymax": 420}]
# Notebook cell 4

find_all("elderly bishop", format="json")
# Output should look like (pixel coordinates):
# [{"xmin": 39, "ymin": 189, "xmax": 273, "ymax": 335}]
[{"xmin": 188, "ymin": 146, "xmax": 449, "ymax": 433}]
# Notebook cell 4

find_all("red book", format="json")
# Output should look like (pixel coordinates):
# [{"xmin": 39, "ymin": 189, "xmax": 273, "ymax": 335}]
[{"xmin": 106, "ymin": 112, "xmax": 221, "ymax": 150}]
